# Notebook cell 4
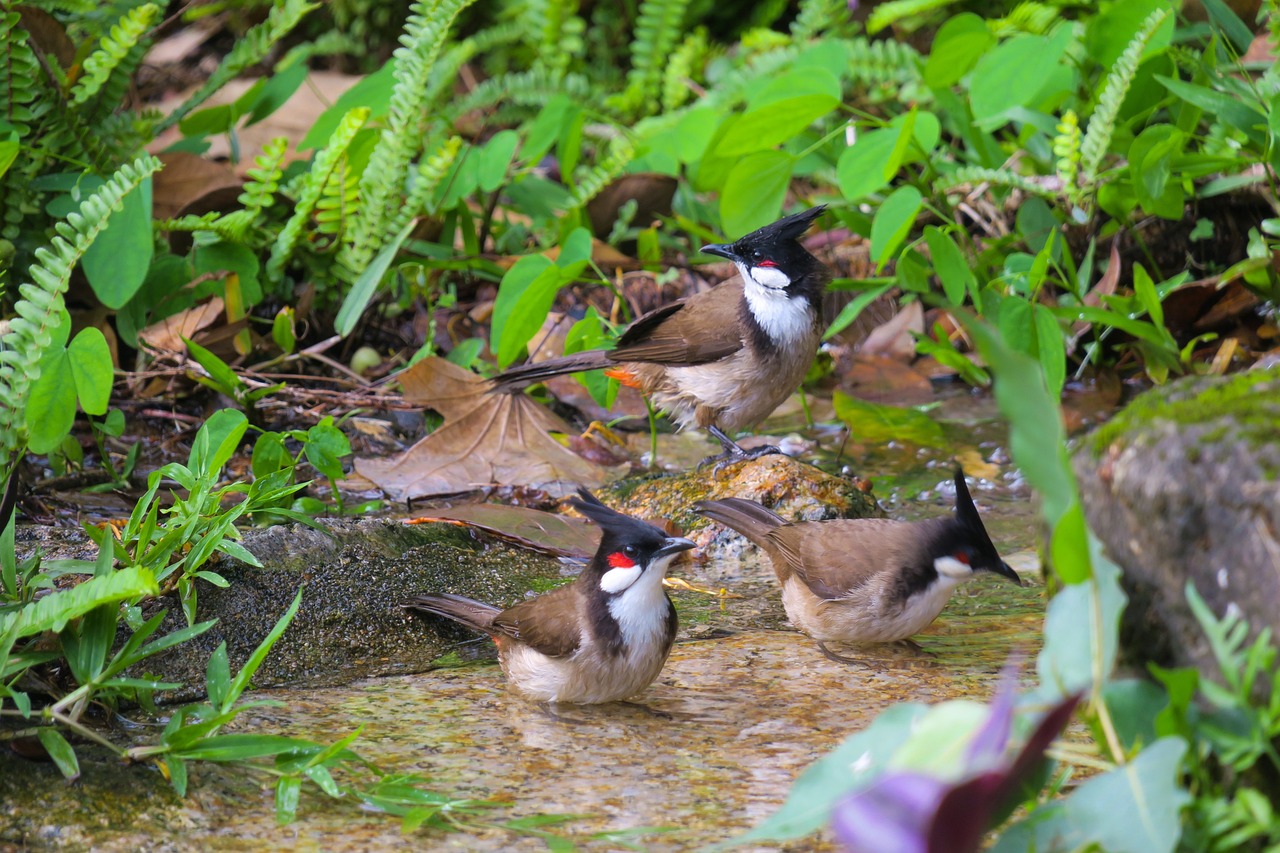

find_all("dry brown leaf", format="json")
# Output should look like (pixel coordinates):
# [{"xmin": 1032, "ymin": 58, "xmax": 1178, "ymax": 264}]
[
  {"xmin": 153, "ymin": 153, "xmax": 241, "ymax": 220},
  {"xmin": 1069, "ymin": 241, "xmax": 1121, "ymax": 344},
  {"xmin": 585, "ymin": 173, "xmax": 678, "ymax": 238},
  {"xmin": 407, "ymin": 504, "xmax": 600, "ymax": 557},
  {"xmin": 356, "ymin": 357, "xmax": 623, "ymax": 500},
  {"xmin": 955, "ymin": 448, "xmax": 1000, "ymax": 481},
  {"xmin": 840, "ymin": 354, "xmax": 934, "ymax": 405},
  {"xmin": 138, "ymin": 298, "xmax": 225, "ymax": 355},
  {"xmin": 858, "ymin": 300, "xmax": 923, "ymax": 362}
]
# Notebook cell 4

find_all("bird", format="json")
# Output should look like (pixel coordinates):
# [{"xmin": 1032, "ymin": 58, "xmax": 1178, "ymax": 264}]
[
  {"xmin": 694, "ymin": 469, "xmax": 1022, "ymax": 661},
  {"xmin": 490, "ymin": 206, "xmax": 831, "ymax": 463},
  {"xmin": 403, "ymin": 489, "xmax": 696, "ymax": 704}
]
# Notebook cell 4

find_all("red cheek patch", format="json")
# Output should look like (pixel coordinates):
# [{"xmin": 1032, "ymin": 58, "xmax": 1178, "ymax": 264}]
[
  {"xmin": 757, "ymin": 259, "xmax": 778, "ymax": 268},
  {"xmin": 952, "ymin": 551, "xmax": 971, "ymax": 565},
  {"xmin": 607, "ymin": 552, "xmax": 636, "ymax": 569}
]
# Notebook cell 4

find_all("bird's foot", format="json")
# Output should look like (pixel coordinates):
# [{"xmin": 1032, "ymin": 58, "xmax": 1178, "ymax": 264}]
[
  {"xmin": 700, "ymin": 443, "xmax": 784, "ymax": 473},
  {"xmin": 817, "ymin": 641, "xmax": 868, "ymax": 666},
  {"xmin": 896, "ymin": 638, "xmax": 936, "ymax": 657}
]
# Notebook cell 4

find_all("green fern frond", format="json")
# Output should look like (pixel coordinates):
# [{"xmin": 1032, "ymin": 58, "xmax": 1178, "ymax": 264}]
[
  {"xmin": 1079, "ymin": 8, "xmax": 1169, "ymax": 185},
  {"xmin": 267, "ymin": 108, "xmax": 370, "ymax": 283},
  {"xmin": 528, "ymin": 0, "xmax": 584, "ymax": 76},
  {"xmin": 154, "ymin": 213, "xmax": 224, "ymax": 234},
  {"xmin": 568, "ymin": 135, "xmax": 637, "ymax": 209},
  {"xmin": 70, "ymin": 3, "xmax": 160, "ymax": 106},
  {"xmin": 1053, "ymin": 109, "xmax": 1082, "ymax": 206},
  {"xmin": 236, "ymin": 137, "xmax": 288, "ymax": 227},
  {"xmin": 158, "ymin": 0, "xmax": 318, "ymax": 132},
  {"xmin": 867, "ymin": 0, "xmax": 962, "ymax": 34},
  {"xmin": 791, "ymin": 0, "xmax": 849, "ymax": 40},
  {"xmin": 662, "ymin": 27, "xmax": 708, "ymax": 113},
  {"xmin": 0, "ymin": 155, "xmax": 162, "ymax": 470},
  {"xmin": 388, "ymin": 134, "xmax": 463, "ymax": 237},
  {"xmin": 848, "ymin": 36, "xmax": 922, "ymax": 86},
  {"xmin": 990, "ymin": 2, "xmax": 1058, "ymax": 36},
  {"xmin": 314, "ymin": 158, "xmax": 360, "ymax": 242},
  {"xmin": 340, "ymin": 0, "xmax": 475, "ymax": 283},
  {"xmin": 611, "ymin": 0, "xmax": 692, "ymax": 118},
  {"xmin": 445, "ymin": 69, "xmax": 594, "ymax": 122},
  {"xmin": 18, "ymin": 0, "xmax": 95, "ymax": 12},
  {"xmin": 935, "ymin": 165, "xmax": 1059, "ymax": 198}
]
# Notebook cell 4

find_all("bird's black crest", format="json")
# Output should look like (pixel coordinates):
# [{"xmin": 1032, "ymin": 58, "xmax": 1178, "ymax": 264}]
[
  {"xmin": 739, "ymin": 205, "xmax": 826, "ymax": 247},
  {"xmin": 952, "ymin": 468, "xmax": 998, "ymax": 552},
  {"xmin": 569, "ymin": 488, "xmax": 666, "ymax": 542}
]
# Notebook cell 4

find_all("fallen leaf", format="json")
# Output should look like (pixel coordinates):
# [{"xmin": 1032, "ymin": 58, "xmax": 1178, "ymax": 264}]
[
  {"xmin": 408, "ymin": 504, "xmax": 600, "ymax": 557},
  {"xmin": 955, "ymin": 448, "xmax": 999, "ymax": 481},
  {"xmin": 840, "ymin": 354, "xmax": 934, "ymax": 405},
  {"xmin": 153, "ymin": 153, "xmax": 242, "ymax": 220},
  {"xmin": 585, "ymin": 172, "xmax": 678, "ymax": 238},
  {"xmin": 356, "ymin": 357, "xmax": 623, "ymax": 500},
  {"xmin": 1069, "ymin": 241, "xmax": 1121, "ymax": 344},
  {"xmin": 858, "ymin": 300, "xmax": 923, "ymax": 362},
  {"xmin": 833, "ymin": 390, "xmax": 946, "ymax": 448},
  {"xmin": 138, "ymin": 298, "xmax": 225, "ymax": 355}
]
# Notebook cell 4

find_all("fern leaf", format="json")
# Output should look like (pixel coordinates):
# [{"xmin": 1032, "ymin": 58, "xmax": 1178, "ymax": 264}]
[
  {"xmin": 569, "ymin": 135, "xmax": 637, "ymax": 209},
  {"xmin": 70, "ymin": 3, "xmax": 160, "ymax": 106},
  {"xmin": 1079, "ymin": 8, "xmax": 1169, "ymax": 185},
  {"xmin": 935, "ymin": 165, "xmax": 1060, "ymax": 198},
  {"xmin": 1053, "ymin": 109, "xmax": 1082, "ymax": 206},
  {"xmin": 662, "ymin": 27, "xmax": 708, "ymax": 113},
  {"xmin": 235, "ymin": 137, "xmax": 289, "ymax": 231},
  {"xmin": 157, "ymin": 0, "xmax": 318, "ymax": 132},
  {"xmin": 612, "ymin": 0, "xmax": 692, "ymax": 118},
  {"xmin": 0, "ymin": 155, "xmax": 162, "ymax": 470},
  {"xmin": 387, "ymin": 134, "xmax": 463, "ymax": 237},
  {"xmin": 340, "ymin": 0, "xmax": 476, "ymax": 282},
  {"xmin": 445, "ymin": 69, "xmax": 593, "ymax": 122},
  {"xmin": 791, "ymin": 0, "xmax": 849, "ymax": 40},
  {"xmin": 848, "ymin": 36, "xmax": 922, "ymax": 86},
  {"xmin": 266, "ymin": 107, "xmax": 371, "ymax": 283}
]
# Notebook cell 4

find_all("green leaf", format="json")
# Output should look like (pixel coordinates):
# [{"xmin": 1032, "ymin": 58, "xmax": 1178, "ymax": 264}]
[
  {"xmin": 167, "ymin": 756, "xmax": 189, "ymax": 796},
  {"xmin": 924, "ymin": 13, "xmax": 995, "ymax": 88},
  {"xmin": 276, "ymin": 775, "xmax": 302, "ymax": 824},
  {"xmin": 1129, "ymin": 125, "xmax": 1186, "ymax": 220},
  {"xmin": 60, "ymin": 601, "xmax": 117, "ymax": 685},
  {"xmin": 0, "ymin": 567, "xmax": 157, "ymax": 639},
  {"xmin": 244, "ymin": 61, "xmax": 308, "ymax": 126},
  {"xmin": 716, "ymin": 70, "xmax": 840, "ymax": 157},
  {"xmin": 252, "ymin": 432, "xmax": 290, "ymax": 478},
  {"xmin": 175, "ymin": 733, "xmax": 316, "ymax": 762},
  {"xmin": 0, "ymin": 138, "xmax": 18, "ymax": 180},
  {"xmin": 870, "ymin": 186, "xmax": 922, "ymax": 270},
  {"xmin": 924, "ymin": 227, "xmax": 975, "ymax": 307},
  {"xmin": 968, "ymin": 33, "xmax": 1069, "ymax": 127},
  {"xmin": 824, "ymin": 283, "xmax": 893, "ymax": 340},
  {"xmin": 832, "ymin": 391, "xmax": 945, "ymax": 448},
  {"xmin": 836, "ymin": 128, "xmax": 899, "ymax": 202},
  {"xmin": 300, "ymin": 60, "xmax": 396, "ymax": 150},
  {"xmin": 490, "ymin": 254, "xmax": 557, "ymax": 369},
  {"xmin": 68, "ymin": 327, "xmax": 113, "ymax": 416},
  {"xmin": 180, "ymin": 104, "xmax": 235, "ymax": 137},
  {"xmin": 82, "ymin": 176, "xmax": 154, "ymax": 309},
  {"xmin": 477, "ymin": 129, "xmax": 519, "ymax": 193},
  {"xmin": 37, "ymin": 728, "xmax": 81, "ymax": 780},
  {"xmin": 1035, "ymin": 546, "xmax": 1125, "ymax": 696},
  {"xmin": 185, "ymin": 337, "xmax": 243, "ymax": 397},
  {"xmin": 187, "ymin": 408, "xmax": 249, "ymax": 479},
  {"xmin": 1033, "ymin": 303, "xmax": 1065, "ymax": 399},
  {"xmin": 304, "ymin": 422, "xmax": 351, "ymax": 481},
  {"xmin": 272, "ymin": 307, "xmax": 296, "ymax": 354},
  {"xmin": 993, "ymin": 737, "xmax": 1189, "ymax": 853},
  {"xmin": 26, "ymin": 350, "xmax": 76, "ymax": 455},
  {"xmin": 335, "ymin": 219, "xmax": 415, "ymax": 338},
  {"xmin": 206, "ymin": 642, "xmax": 231, "ymax": 708},
  {"xmin": 720, "ymin": 150, "xmax": 793, "ymax": 239}
]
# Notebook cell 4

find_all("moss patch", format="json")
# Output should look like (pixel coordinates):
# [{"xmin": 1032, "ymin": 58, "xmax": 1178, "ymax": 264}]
[{"xmin": 1088, "ymin": 367, "xmax": 1280, "ymax": 457}]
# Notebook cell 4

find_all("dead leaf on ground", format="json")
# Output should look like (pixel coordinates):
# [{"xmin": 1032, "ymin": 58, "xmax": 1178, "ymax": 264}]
[
  {"xmin": 408, "ymin": 504, "xmax": 600, "ymax": 557},
  {"xmin": 585, "ymin": 173, "xmax": 678, "ymax": 238},
  {"xmin": 858, "ymin": 300, "xmax": 923, "ymax": 362},
  {"xmin": 1069, "ymin": 241, "xmax": 1121, "ymax": 345},
  {"xmin": 839, "ymin": 354, "xmax": 934, "ymax": 405},
  {"xmin": 18, "ymin": 7, "xmax": 75, "ymax": 69},
  {"xmin": 955, "ymin": 448, "xmax": 1000, "ymax": 481},
  {"xmin": 154, "ymin": 153, "xmax": 242, "ymax": 220},
  {"xmin": 138, "ymin": 298, "xmax": 225, "ymax": 355},
  {"xmin": 355, "ymin": 357, "xmax": 624, "ymax": 500}
]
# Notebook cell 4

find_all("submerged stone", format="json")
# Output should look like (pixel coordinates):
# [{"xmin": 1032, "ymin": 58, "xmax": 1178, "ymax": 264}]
[{"xmin": 1074, "ymin": 367, "xmax": 1280, "ymax": 679}]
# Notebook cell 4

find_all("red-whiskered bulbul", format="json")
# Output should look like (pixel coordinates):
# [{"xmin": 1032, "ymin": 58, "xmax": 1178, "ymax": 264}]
[
  {"xmin": 404, "ymin": 489, "xmax": 695, "ymax": 703},
  {"xmin": 695, "ymin": 470, "xmax": 1022, "ymax": 660},
  {"xmin": 490, "ymin": 206, "xmax": 831, "ymax": 462}
]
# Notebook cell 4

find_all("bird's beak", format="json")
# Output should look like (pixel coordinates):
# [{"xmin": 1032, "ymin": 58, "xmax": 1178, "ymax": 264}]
[
  {"xmin": 700, "ymin": 243, "xmax": 736, "ymax": 261},
  {"xmin": 991, "ymin": 560, "xmax": 1023, "ymax": 587},
  {"xmin": 656, "ymin": 536, "xmax": 697, "ymax": 559}
]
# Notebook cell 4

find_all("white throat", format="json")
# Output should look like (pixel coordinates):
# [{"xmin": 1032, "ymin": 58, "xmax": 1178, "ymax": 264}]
[
  {"xmin": 734, "ymin": 261, "xmax": 814, "ymax": 346},
  {"xmin": 605, "ymin": 552, "xmax": 677, "ymax": 649}
]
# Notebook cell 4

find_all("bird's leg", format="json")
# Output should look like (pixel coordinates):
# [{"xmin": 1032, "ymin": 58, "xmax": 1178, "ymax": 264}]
[
  {"xmin": 817, "ymin": 641, "xmax": 868, "ymax": 666},
  {"xmin": 896, "ymin": 638, "xmax": 937, "ymax": 657},
  {"xmin": 700, "ymin": 425, "xmax": 783, "ymax": 470}
]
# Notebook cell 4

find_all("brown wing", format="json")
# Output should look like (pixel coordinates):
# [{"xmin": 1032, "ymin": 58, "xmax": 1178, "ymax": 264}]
[
  {"xmin": 609, "ymin": 280, "xmax": 746, "ymax": 366},
  {"xmin": 490, "ymin": 584, "xmax": 584, "ymax": 658},
  {"xmin": 773, "ymin": 519, "xmax": 916, "ymax": 600}
]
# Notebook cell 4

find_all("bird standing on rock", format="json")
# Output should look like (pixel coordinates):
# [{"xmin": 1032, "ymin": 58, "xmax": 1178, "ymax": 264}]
[
  {"xmin": 404, "ymin": 490, "xmax": 695, "ymax": 704},
  {"xmin": 695, "ymin": 470, "xmax": 1022, "ymax": 661},
  {"xmin": 490, "ymin": 206, "xmax": 832, "ymax": 464}
]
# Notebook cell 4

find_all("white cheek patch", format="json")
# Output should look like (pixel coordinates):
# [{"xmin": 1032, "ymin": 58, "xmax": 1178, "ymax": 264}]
[
  {"xmin": 749, "ymin": 264, "xmax": 791, "ymax": 290},
  {"xmin": 934, "ymin": 555, "xmax": 975, "ymax": 580},
  {"xmin": 600, "ymin": 564, "xmax": 643, "ymax": 593}
]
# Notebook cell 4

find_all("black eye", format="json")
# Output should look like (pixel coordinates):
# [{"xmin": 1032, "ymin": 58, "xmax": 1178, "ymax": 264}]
[
  {"xmin": 750, "ymin": 248, "xmax": 764, "ymax": 261},
  {"xmin": 623, "ymin": 545, "xmax": 638, "ymax": 557}
]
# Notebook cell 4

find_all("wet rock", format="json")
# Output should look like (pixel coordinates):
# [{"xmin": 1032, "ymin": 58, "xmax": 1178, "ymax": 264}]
[
  {"xmin": 1073, "ymin": 367, "xmax": 1280, "ymax": 679},
  {"xmin": 16, "ymin": 520, "xmax": 567, "ymax": 701},
  {"xmin": 605, "ymin": 454, "xmax": 882, "ymax": 560}
]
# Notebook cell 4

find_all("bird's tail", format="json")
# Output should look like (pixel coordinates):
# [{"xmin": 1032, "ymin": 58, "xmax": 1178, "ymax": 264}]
[
  {"xmin": 403, "ymin": 593, "xmax": 501, "ymax": 634},
  {"xmin": 489, "ymin": 351, "xmax": 613, "ymax": 393},
  {"xmin": 694, "ymin": 498, "xmax": 786, "ymax": 550}
]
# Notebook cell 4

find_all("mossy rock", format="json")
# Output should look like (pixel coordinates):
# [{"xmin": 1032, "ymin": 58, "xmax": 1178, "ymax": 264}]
[{"xmin": 1074, "ymin": 367, "xmax": 1280, "ymax": 680}]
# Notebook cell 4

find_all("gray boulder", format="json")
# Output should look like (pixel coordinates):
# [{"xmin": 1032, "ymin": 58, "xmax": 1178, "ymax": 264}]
[{"xmin": 1073, "ymin": 367, "xmax": 1280, "ymax": 678}]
